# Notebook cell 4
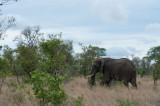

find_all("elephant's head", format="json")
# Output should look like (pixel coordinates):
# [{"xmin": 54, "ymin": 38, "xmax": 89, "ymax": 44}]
[{"xmin": 91, "ymin": 59, "xmax": 104, "ymax": 86}]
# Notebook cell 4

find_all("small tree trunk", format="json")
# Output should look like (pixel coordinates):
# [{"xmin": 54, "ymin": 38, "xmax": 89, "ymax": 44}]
[
  {"xmin": 153, "ymin": 78, "xmax": 157, "ymax": 89},
  {"xmin": 0, "ymin": 78, "xmax": 5, "ymax": 89},
  {"xmin": 14, "ymin": 65, "xmax": 20, "ymax": 84},
  {"xmin": 54, "ymin": 69, "xmax": 57, "ymax": 80},
  {"xmin": 26, "ymin": 71, "xmax": 31, "ymax": 79}
]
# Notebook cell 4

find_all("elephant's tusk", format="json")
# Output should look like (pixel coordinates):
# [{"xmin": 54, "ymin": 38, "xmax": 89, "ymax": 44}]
[{"xmin": 86, "ymin": 73, "xmax": 94, "ymax": 78}]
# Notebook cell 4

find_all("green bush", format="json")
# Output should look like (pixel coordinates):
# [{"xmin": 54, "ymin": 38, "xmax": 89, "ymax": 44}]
[
  {"xmin": 23, "ymin": 70, "xmax": 67, "ymax": 106},
  {"xmin": 152, "ymin": 63, "xmax": 160, "ymax": 87},
  {"xmin": 137, "ymin": 68, "xmax": 146, "ymax": 77},
  {"xmin": 0, "ymin": 57, "xmax": 10, "ymax": 78},
  {"xmin": 0, "ymin": 57, "xmax": 10, "ymax": 89}
]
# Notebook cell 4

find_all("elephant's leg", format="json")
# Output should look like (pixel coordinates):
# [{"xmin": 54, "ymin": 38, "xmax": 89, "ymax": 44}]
[
  {"xmin": 123, "ymin": 81, "xmax": 129, "ymax": 88},
  {"xmin": 106, "ymin": 80, "xmax": 111, "ymax": 86},
  {"xmin": 104, "ymin": 77, "xmax": 111, "ymax": 86},
  {"xmin": 100, "ymin": 74, "xmax": 105, "ymax": 86},
  {"xmin": 130, "ymin": 78, "xmax": 137, "ymax": 89},
  {"xmin": 100, "ymin": 79, "xmax": 105, "ymax": 86},
  {"xmin": 103, "ymin": 72, "xmax": 111, "ymax": 86}
]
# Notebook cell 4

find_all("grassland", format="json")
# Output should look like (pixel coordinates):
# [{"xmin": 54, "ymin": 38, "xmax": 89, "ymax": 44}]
[{"xmin": 0, "ymin": 76, "xmax": 160, "ymax": 106}]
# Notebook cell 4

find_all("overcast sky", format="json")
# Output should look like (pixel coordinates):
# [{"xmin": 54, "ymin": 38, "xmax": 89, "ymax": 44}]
[{"xmin": 0, "ymin": 0, "xmax": 160, "ymax": 58}]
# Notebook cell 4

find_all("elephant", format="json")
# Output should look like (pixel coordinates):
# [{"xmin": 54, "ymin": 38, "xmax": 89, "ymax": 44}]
[{"xmin": 90, "ymin": 58, "xmax": 137, "ymax": 88}]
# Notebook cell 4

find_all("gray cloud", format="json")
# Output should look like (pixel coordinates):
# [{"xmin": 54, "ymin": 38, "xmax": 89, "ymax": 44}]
[
  {"xmin": 107, "ymin": 47, "xmax": 130, "ymax": 58},
  {"xmin": 91, "ymin": 0, "xmax": 129, "ymax": 23}
]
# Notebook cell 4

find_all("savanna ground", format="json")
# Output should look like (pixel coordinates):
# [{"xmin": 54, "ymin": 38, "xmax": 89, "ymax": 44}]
[{"xmin": 0, "ymin": 76, "xmax": 160, "ymax": 106}]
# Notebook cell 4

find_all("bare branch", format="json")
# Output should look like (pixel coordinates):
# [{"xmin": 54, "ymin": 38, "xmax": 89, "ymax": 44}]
[
  {"xmin": 14, "ymin": 26, "xmax": 42, "ymax": 48},
  {"xmin": 0, "ymin": 0, "xmax": 17, "ymax": 6},
  {"xmin": 0, "ymin": 16, "xmax": 15, "ymax": 39}
]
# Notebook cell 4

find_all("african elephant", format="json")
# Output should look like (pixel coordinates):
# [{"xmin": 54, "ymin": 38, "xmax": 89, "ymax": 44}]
[{"xmin": 90, "ymin": 58, "xmax": 137, "ymax": 88}]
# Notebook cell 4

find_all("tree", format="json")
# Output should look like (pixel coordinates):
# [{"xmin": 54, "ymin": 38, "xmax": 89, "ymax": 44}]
[
  {"xmin": 147, "ymin": 46, "xmax": 160, "ymax": 63},
  {"xmin": 147, "ymin": 46, "xmax": 160, "ymax": 87},
  {"xmin": 152, "ymin": 63, "xmax": 160, "ymax": 87},
  {"xmin": 78, "ymin": 44, "xmax": 106, "ymax": 76},
  {"xmin": 3, "ymin": 45, "xmax": 14, "ymax": 65},
  {"xmin": 63, "ymin": 40, "xmax": 74, "ymax": 66},
  {"xmin": 0, "ymin": 0, "xmax": 17, "ymax": 39},
  {"xmin": 131, "ymin": 55, "xmax": 152, "ymax": 77},
  {"xmin": 0, "ymin": 57, "xmax": 10, "ymax": 89},
  {"xmin": 137, "ymin": 68, "xmax": 146, "ymax": 77},
  {"xmin": 39, "ymin": 33, "xmax": 67, "ymax": 76},
  {"xmin": 3, "ymin": 45, "xmax": 21, "ymax": 84},
  {"xmin": 142, "ymin": 56, "xmax": 152, "ymax": 74},
  {"xmin": 16, "ymin": 45, "xmax": 39, "ymax": 78},
  {"xmin": 14, "ymin": 26, "xmax": 42, "ymax": 48},
  {"xmin": 131, "ymin": 55, "xmax": 141, "ymax": 70},
  {"xmin": 61, "ymin": 40, "xmax": 77, "ymax": 77}
]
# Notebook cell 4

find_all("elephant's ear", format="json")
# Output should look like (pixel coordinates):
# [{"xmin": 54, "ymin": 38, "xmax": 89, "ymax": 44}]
[{"xmin": 100, "ymin": 59, "xmax": 104, "ymax": 73}]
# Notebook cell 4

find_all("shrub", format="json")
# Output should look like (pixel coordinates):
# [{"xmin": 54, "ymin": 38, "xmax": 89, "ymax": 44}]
[
  {"xmin": 137, "ymin": 68, "xmax": 146, "ymax": 77},
  {"xmin": 0, "ymin": 57, "xmax": 10, "ymax": 89},
  {"xmin": 23, "ymin": 70, "xmax": 67, "ymax": 106},
  {"xmin": 152, "ymin": 63, "xmax": 160, "ymax": 87}
]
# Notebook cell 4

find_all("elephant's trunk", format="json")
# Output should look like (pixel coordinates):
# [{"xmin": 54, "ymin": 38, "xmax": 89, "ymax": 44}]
[{"xmin": 91, "ymin": 73, "xmax": 95, "ymax": 86}]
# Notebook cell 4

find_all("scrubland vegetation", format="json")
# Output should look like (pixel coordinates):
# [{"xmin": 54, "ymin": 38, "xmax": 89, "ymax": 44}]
[
  {"xmin": 0, "ymin": 76, "xmax": 160, "ymax": 106},
  {"xmin": 0, "ymin": 0, "xmax": 160, "ymax": 106}
]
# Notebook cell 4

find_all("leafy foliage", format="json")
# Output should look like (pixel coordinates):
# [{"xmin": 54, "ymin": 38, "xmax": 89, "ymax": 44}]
[
  {"xmin": 147, "ymin": 46, "xmax": 160, "ymax": 63},
  {"xmin": 153, "ymin": 63, "xmax": 160, "ymax": 79},
  {"xmin": 137, "ymin": 68, "xmax": 146, "ymax": 77},
  {"xmin": 78, "ymin": 44, "xmax": 106, "ymax": 76},
  {"xmin": 39, "ymin": 34, "xmax": 67, "ymax": 75},
  {"xmin": 152, "ymin": 63, "xmax": 160, "ymax": 87},
  {"xmin": 131, "ymin": 55, "xmax": 152, "ymax": 76},
  {"xmin": 0, "ymin": 57, "xmax": 10, "ymax": 88},
  {"xmin": 3, "ymin": 45, "xmax": 14, "ymax": 64},
  {"xmin": 23, "ymin": 70, "xmax": 67, "ymax": 105},
  {"xmin": 147, "ymin": 46, "xmax": 160, "ymax": 87},
  {"xmin": 16, "ymin": 45, "xmax": 39, "ymax": 78},
  {"xmin": 0, "ymin": 57, "xmax": 10, "ymax": 78}
]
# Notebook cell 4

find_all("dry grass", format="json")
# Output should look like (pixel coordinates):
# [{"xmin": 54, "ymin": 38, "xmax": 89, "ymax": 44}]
[
  {"xmin": 63, "ymin": 76, "xmax": 160, "ymax": 106},
  {"xmin": 0, "ymin": 76, "xmax": 160, "ymax": 106},
  {"xmin": 0, "ymin": 77, "xmax": 39, "ymax": 106}
]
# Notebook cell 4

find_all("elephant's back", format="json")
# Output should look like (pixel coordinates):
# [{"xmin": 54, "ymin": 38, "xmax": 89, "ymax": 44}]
[{"xmin": 107, "ymin": 58, "xmax": 136, "ymax": 75}]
